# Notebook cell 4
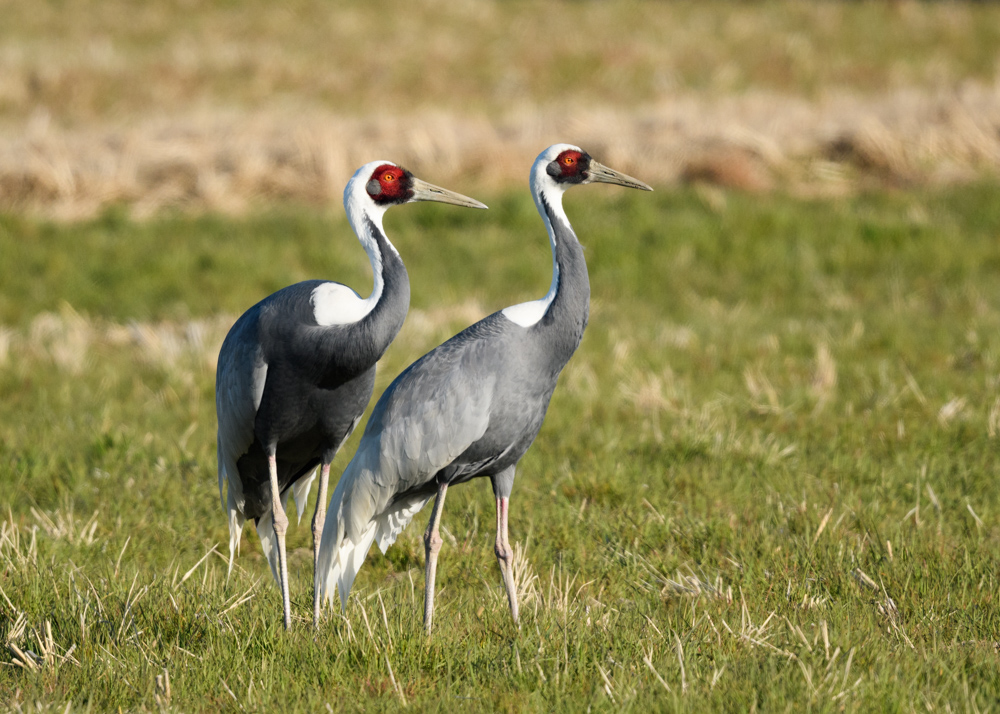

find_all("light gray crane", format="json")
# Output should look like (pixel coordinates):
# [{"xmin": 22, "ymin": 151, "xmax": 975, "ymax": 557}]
[
  {"xmin": 215, "ymin": 161, "xmax": 486, "ymax": 630},
  {"xmin": 316, "ymin": 144, "xmax": 652, "ymax": 631}
]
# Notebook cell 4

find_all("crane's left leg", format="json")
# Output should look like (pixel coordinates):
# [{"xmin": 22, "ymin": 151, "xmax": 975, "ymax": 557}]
[
  {"xmin": 311, "ymin": 461, "xmax": 332, "ymax": 629},
  {"xmin": 268, "ymin": 454, "xmax": 292, "ymax": 630},
  {"xmin": 423, "ymin": 482, "xmax": 449, "ymax": 634},
  {"xmin": 491, "ymin": 465, "xmax": 519, "ymax": 625},
  {"xmin": 494, "ymin": 495, "xmax": 519, "ymax": 625}
]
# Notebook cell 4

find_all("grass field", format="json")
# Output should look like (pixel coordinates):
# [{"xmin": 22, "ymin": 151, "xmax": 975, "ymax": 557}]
[
  {"xmin": 2, "ymin": 0, "xmax": 1000, "ymax": 710},
  {"xmin": 2, "ymin": 182, "xmax": 1000, "ymax": 711}
]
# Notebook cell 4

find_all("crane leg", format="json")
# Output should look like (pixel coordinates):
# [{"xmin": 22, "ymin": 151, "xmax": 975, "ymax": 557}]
[
  {"xmin": 494, "ymin": 496, "xmax": 519, "ymax": 625},
  {"xmin": 311, "ymin": 462, "xmax": 331, "ymax": 630},
  {"xmin": 423, "ymin": 482, "xmax": 449, "ymax": 634},
  {"xmin": 268, "ymin": 454, "xmax": 292, "ymax": 630}
]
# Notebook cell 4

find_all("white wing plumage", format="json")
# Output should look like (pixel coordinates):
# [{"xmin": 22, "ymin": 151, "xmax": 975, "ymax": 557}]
[
  {"xmin": 215, "ymin": 313, "xmax": 268, "ymax": 576},
  {"xmin": 317, "ymin": 344, "xmax": 496, "ymax": 608}
]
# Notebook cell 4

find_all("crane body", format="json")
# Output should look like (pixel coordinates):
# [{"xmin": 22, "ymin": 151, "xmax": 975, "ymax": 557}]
[
  {"xmin": 216, "ymin": 162, "xmax": 486, "ymax": 629},
  {"xmin": 317, "ymin": 144, "xmax": 651, "ymax": 631}
]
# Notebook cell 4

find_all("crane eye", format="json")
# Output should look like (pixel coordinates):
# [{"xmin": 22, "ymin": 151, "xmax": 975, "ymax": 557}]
[
  {"xmin": 564, "ymin": 156, "xmax": 575, "ymax": 165},
  {"xmin": 384, "ymin": 173, "xmax": 395, "ymax": 182}
]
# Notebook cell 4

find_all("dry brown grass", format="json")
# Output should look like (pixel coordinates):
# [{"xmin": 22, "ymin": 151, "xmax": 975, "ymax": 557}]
[
  {"xmin": 2, "ymin": 84, "xmax": 1000, "ymax": 217},
  {"xmin": 0, "ymin": 0, "xmax": 999, "ymax": 216}
]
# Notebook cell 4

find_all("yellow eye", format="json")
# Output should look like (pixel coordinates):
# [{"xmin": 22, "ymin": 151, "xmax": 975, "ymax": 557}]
[
  {"xmin": 564, "ymin": 157, "xmax": 575, "ymax": 165},
  {"xmin": 384, "ymin": 173, "xmax": 395, "ymax": 181}
]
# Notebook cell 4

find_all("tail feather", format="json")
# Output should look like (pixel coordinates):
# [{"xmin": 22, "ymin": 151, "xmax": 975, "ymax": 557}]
[
  {"xmin": 218, "ymin": 442, "xmax": 227, "ymax": 513},
  {"xmin": 218, "ymin": 442, "xmax": 246, "ymax": 515},
  {"xmin": 291, "ymin": 469, "xmax": 317, "ymax": 525},
  {"xmin": 376, "ymin": 496, "xmax": 429, "ymax": 554},
  {"xmin": 226, "ymin": 490, "xmax": 246, "ymax": 579},
  {"xmin": 256, "ymin": 511, "xmax": 280, "ymax": 583},
  {"xmin": 318, "ymin": 493, "xmax": 378, "ymax": 611},
  {"xmin": 318, "ymin": 490, "xmax": 430, "ymax": 610},
  {"xmin": 219, "ymin": 445, "xmax": 249, "ymax": 580},
  {"xmin": 316, "ymin": 428, "xmax": 435, "ymax": 611},
  {"xmin": 336, "ymin": 523, "xmax": 379, "ymax": 609}
]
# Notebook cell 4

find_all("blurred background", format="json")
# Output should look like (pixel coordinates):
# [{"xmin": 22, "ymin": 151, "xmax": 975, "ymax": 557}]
[{"xmin": 2, "ymin": 0, "xmax": 999, "ymax": 218}]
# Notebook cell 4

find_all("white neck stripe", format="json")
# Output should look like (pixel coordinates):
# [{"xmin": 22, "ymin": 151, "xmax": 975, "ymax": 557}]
[
  {"xmin": 501, "ymin": 157, "xmax": 570, "ymax": 328},
  {"xmin": 313, "ymin": 161, "xmax": 398, "ymax": 327}
]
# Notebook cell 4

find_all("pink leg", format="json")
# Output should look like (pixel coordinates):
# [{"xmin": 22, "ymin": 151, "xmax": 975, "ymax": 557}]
[
  {"xmin": 311, "ymin": 462, "xmax": 331, "ymax": 629},
  {"xmin": 268, "ymin": 454, "xmax": 292, "ymax": 630},
  {"xmin": 423, "ymin": 482, "xmax": 449, "ymax": 634},
  {"xmin": 494, "ymin": 496, "xmax": 519, "ymax": 625}
]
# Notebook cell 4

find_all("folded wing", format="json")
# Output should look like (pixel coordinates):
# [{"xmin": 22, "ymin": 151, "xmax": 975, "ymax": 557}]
[{"xmin": 317, "ymin": 339, "xmax": 497, "ymax": 608}]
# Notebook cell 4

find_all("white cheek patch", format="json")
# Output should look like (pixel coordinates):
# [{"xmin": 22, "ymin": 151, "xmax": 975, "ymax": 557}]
[{"xmin": 312, "ymin": 282, "xmax": 374, "ymax": 326}]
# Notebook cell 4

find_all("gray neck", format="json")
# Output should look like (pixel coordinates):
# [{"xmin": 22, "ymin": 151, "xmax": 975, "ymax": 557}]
[
  {"xmin": 535, "ymin": 195, "xmax": 590, "ymax": 367},
  {"xmin": 355, "ymin": 217, "xmax": 410, "ymax": 364}
]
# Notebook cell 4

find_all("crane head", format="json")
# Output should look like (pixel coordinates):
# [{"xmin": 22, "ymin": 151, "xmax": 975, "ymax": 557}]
[
  {"xmin": 539, "ymin": 144, "xmax": 653, "ymax": 192},
  {"xmin": 364, "ymin": 163, "xmax": 487, "ymax": 209}
]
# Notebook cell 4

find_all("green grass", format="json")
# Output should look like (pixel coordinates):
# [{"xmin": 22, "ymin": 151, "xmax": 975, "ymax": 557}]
[{"xmin": 2, "ymin": 184, "xmax": 1000, "ymax": 711}]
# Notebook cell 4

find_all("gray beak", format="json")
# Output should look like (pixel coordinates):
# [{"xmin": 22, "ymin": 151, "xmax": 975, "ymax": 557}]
[
  {"xmin": 409, "ymin": 178, "xmax": 488, "ymax": 209},
  {"xmin": 586, "ymin": 161, "xmax": 653, "ymax": 191}
]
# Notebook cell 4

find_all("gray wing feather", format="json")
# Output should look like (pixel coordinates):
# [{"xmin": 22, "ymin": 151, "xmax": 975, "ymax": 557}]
[
  {"xmin": 215, "ymin": 313, "xmax": 267, "ymax": 517},
  {"xmin": 361, "ymin": 343, "xmax": 497, "ymax": 532},
  {"xmin": 318, "ymin": 340, "xmax": 496, "ymax": 606}
]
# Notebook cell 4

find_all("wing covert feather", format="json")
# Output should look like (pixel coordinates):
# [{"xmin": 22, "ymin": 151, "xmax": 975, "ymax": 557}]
[
  {"xmin": 374, "ymin": 344, "xmax": 496, "ymax": 490},
  {"xmin": 343, "ymin": 340, "xmax": 497, "ymax": 540},
  {"xmin": 319, "ymin": 335, "xmax": 503, "ymax": 606}
]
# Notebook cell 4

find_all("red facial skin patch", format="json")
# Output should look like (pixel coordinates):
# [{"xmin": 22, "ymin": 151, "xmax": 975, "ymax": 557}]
[
  {"xmin": 554, "ymin": 150, "xmax": 586, "ymax": 180},
  {"xmin": 366, "ymin": 164, "xmax": 409, "ymax": 201}
]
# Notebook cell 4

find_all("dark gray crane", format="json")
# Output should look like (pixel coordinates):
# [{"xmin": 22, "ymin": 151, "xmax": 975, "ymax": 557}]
[
  {"xmin": 215, "ymin": 161, "xmax": 486, "ymax": 630},
  {"xmin": 316, "ymin": 144, "xmax": 652, "ymax": 631}
]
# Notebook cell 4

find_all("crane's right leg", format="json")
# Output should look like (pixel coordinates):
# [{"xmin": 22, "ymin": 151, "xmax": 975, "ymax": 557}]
[
  {"xmin": 311, "ymin": 461, "xmax": 331, "ymax": 629},
  {"xmin": 491, "ymin": 466, "xmax": 519, "ymax": 626},
  {"xmin": 268, "ymin": 454, "xmax": 292, "ymax": 630},
  {"xmin": 423, "ymin": 482, "xmax": 449, "ymax": 634},
  {"xmin": 494, "ymin": 495, "xmax": 519, "ymax": 625}
]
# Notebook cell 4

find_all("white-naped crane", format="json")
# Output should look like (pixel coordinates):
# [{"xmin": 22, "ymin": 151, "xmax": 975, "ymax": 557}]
[
  {"xmin": 317, "ymin": 144, "xmax": 652, "ymax": 632},
  {"xmin": 216, "ymin": 161, "xmax": 486, "ymax": 630}
]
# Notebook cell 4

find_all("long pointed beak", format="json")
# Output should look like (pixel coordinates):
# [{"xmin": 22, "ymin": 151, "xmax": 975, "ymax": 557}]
[
  {"xmin": 409, "ymin": 178, "xmax": 488, "ymax": 209},
  {"xmin": 586, "ymin": 161, "xmax": 653, "ymax": 191}
]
